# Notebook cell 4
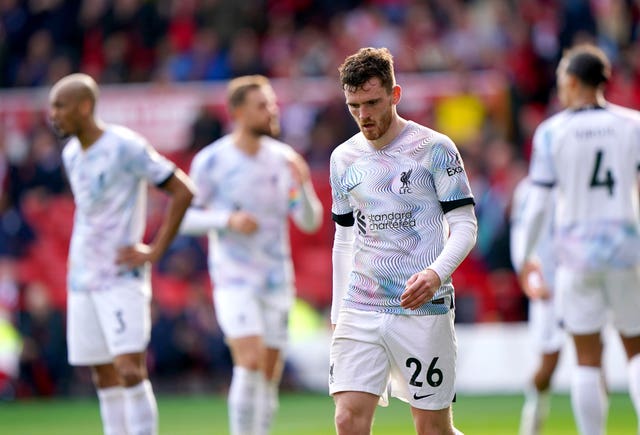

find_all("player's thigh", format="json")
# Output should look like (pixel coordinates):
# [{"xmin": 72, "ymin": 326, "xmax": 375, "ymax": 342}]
[
  {"xmin": 226, "ymin": 335, "xmax": 265, "ymax": 368},
  {"xmin": 385, "ymin": 311, "xmax": 457, "ymax": 411},
  {"xmin": 619, "ymin": 333, "xmax": 640, "ymax": 360},
  {"xmin": 67, "ymin": 291, "xmax": 111, "ymax": 366},
  {"xmin": 556, "ymin": 267, "xmax": 606, "ymax": 334},
  {"xmin": 93, "ymin": 280, "xmax": 151, "ymax": 358},
  {"xmin": 605, "ymin": 266, "xmax": 640, "ymax": 336},
  {"xmin": 329, "ymin": 309, "xmax": 390, "ymax": 398}
]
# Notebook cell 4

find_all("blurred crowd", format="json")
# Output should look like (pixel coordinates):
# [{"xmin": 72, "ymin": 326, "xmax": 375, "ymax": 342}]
[{"xmin": 2, "ymin": 0, "xmax": 640, "ymax": 398}]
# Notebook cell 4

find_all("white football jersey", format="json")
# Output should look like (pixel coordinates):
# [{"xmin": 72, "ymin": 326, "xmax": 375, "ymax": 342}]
[
  {"xmin": 189, "ymin": 135, "xmax": 302, "ymax": 302},
  {"xmin": 529, "ymin": 104, "xmax": 640, "ymax": 269},
  {"xmin": 62, "ymin": 125, "xmax": 175, "ymax": 292},
  {"xmin": 330, "ymin": 121, "xmax": 475, "ymax": 315}
]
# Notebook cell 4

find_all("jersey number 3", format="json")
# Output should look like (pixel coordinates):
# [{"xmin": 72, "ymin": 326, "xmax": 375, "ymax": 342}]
[{"xmin": 589, "ymin": 149, "xmax": 615, "ymax": 196}]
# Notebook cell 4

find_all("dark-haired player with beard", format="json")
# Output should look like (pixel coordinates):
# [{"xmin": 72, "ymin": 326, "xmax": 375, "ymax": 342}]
[
  {"xmin": 329, "ymin": 47, "xmax": 477, "ymax": 435},
  {"xmin": 180, "ymin": 75, "xmax": 323, "ymax": 435}
]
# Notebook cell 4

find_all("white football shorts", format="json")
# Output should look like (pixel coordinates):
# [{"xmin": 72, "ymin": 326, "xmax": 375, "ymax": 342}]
[
  {"xmin": 213, "ymin": 286, "xmax": 292, "ymax": 349},
  {"xmin": 556, "ymin": 265, "xmax": 640, "ymax": 336},
  {"xmin": 67, "ymin": 278, "xmax": 151, "ymax": 366},
  {"xmin": 329, "ymin": 308, "xmax": 457, "ymax": 411},
  {"xmin": 528, "ymin": 296, "xmax": 565, "ymax": 354}
]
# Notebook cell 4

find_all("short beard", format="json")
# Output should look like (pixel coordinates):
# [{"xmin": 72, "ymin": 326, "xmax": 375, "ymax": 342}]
[{"xmin": 251, "ymin": 123, "xmax": 279, "ymax": 138}]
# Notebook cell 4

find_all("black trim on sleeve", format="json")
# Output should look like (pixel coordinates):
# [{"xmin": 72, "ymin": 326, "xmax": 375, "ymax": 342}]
[
  {"xmin": 332, "ymin": 212, "xmax": 355, "ymax": 227},
  {"xmin": 440, "ymin": 197, "xmax": 475, "ymax": 214},
  {"xmin": 156, "ymin": 171, "xmax": 175, "ymax": 189},
  {"xmin": 531, "ymin": 180, "xmax": 555, "ymax": 189}
]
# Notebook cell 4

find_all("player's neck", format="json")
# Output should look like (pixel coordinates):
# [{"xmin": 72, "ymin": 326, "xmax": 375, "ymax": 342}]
[
  {"xmin": 77, "ymin": 119, "xmax": 105, "ymax": 150},
  {"xmin": 568, "ymin": 92, "xmax": 606, "ymax": 111},
  {"xmin": 232, "ymin": 131, "xmax": 261, "ymax": 156},
  {"xmin": 369, "ymin": 116, "xmax": 408, "ymax": 150}
]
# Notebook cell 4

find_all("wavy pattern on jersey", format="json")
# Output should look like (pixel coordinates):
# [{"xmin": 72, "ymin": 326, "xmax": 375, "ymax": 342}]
[{"xmin": 330, "ymin": 122, "xmax": 471, "ymax": 315}]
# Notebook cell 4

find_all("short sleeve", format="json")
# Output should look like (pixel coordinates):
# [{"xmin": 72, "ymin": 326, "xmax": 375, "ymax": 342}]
[
  {"xmin": 126, "ymin": 137, "xmax": 175, "ymax": 186},
  {"xmin": 529, "ymin": 123, "xmax": 556, "ymax": 187},
  {"xmin": 188, "ymin": 150, "xmax": 216, "ymax": 208},
  {"xmin": 329, "ymin": 150, "xmax": 354, "ymax": 226},
  {"xmin": 430, "ymin": 137, "xmax": 475, "ymax": 212}
]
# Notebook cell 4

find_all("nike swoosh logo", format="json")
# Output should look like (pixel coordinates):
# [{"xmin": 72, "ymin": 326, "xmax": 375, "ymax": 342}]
[
  {"xmin": 347, "ymin": 182, "xmax": 362, "ymax": 192},
  {"xmin": 413, "ymin": 393, "xmax": 435, "ymax": 400}
]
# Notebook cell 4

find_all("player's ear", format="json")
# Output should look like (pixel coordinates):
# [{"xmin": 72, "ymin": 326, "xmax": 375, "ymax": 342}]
[
  {"xmin": 230, "ymin": 105, "xmax": 244, "ymax": 122},
  {"xmin": 391, "ymin": 85, "xmax": 402, "ymax": 105},
  {"xmin": 78, "ymin": 97, "xmax": 93, "ymax": 117}
]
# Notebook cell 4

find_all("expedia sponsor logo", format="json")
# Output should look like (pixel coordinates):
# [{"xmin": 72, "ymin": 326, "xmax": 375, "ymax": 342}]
[{"xmin": 446, "ymin": 166, "xmax": 463, "ymax": 176}]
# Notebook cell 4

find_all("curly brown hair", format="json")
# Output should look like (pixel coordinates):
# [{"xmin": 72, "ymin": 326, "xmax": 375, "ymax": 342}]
[{"xmin": 338, "ymin": 47, "xmax": 395, "ymax": 94}]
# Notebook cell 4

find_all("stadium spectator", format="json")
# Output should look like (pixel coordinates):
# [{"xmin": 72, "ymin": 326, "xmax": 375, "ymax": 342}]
[
  {"xmin": 0, "ymin": 258, "xmax": 19, "ymax": 400},
  {"xmin": 16, "ymin": 281, "xmax": 69, "ymax": 397},
  {"xmin": 518, "ymin": 43, "xmax": 640, "ymax": 435},
  {"xmin": 48, "ymin": 72, "xmax": 194, "ymax": 434},
  {"xmin": 329, "ymin": 47, "xmax": 476, "ymax": 435},
  {"xmin": 179, "ymin": 74, "xmax": 323, "ymax": 435}
]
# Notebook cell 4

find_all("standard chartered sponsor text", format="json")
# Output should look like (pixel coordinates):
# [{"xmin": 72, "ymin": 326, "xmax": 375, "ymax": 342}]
[{"xmin": 368, "ymin": 211, "xmax": 416, "ymax": 230}]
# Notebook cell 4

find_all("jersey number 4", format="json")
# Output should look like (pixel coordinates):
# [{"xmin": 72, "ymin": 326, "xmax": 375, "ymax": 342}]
[{"xmin": 590, "ymin": 149, "xmax": 615, "ymax": 196}]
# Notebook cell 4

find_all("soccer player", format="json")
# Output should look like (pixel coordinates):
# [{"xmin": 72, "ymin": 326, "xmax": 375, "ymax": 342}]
[
  {"xmin": 49, "ymin": 73, "xmax": 194, "ymax": 435},
  {"xmin": 519, "ymin": 43, "xmax": 640, "ymax": 435},
  {"xmin": 179, "ymin": 75, "xmax": 323, "ymax": 435},
  {"xmin": 510, "ymin": 176, "xmax": 564, "ymax": 435},
  {"xmin": 329, "ymin": 47, "xmax": 477, "ymax": 435}
]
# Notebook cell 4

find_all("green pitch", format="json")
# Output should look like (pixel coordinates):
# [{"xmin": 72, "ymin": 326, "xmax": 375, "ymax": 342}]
[{"xmin": 0, "ymin": 392, "xmax": 635, "ymax": 434}]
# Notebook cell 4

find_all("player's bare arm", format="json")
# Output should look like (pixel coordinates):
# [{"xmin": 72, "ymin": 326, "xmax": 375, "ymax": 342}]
[
  {"xmin": 286, "ymin": 150, "xmax": 311, "ymax": 185},
  {"xmin": 117, "ymin": 169, "xmax": 194, "ymax": 267}
]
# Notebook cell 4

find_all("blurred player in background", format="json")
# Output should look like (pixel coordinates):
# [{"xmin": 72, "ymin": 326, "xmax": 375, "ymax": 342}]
[
  {"xmin": 49, "ymin": 73, "xmax": 194, "ymax": 435},
  {"xmin": 510, "ymin": 176, "xmax": 564, "ymax": 435},
  {"xmin": 329, "ymin": 47, "xmax": 477, "ymax": 435},
  {"xmin": 519, "ymin": 44, "xmax": 640, "ymax": 435},
  {"xmin": 180, "ymin": 75, "xmax": 323, "ymax": 435}
]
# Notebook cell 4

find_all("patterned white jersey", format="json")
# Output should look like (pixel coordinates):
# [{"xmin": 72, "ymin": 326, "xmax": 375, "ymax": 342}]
[
  {"xmin": 189, "ymin": 135, "xmax": 302, "ymax": 303},
  {"xmin": 62, "ymin": 125, "xmax": 175, "ymax": 292},
  {"xmin": 529, "ymin": 104, "xmax": 640, "ymax": 270},
  {"xmin": 330, "ymin": 121, "xmax": 474, "ymax": 315},
  {"xmin": 510, "ymin": 177, "xmax": 556, "ymax": 288}
]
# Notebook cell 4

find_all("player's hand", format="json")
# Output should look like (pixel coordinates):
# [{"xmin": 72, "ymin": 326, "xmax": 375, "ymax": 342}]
[
  {"xmin": 401, "ymin": 269, "xmax": 441, "ymax": 310},
  {"xmin": 518, "ymin": 261, "xmax": 551, "ymax": 300},
  {"xmin": 228, "ymin": 211, "xmax": 259, "ymax": 234},
  {"xmin": 116, "ymin": 243, "xmax": 156, "ymax": 267},
  {"xmin": 286, "ymin": 151, "xmax": 311, "ymax": 185}
]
